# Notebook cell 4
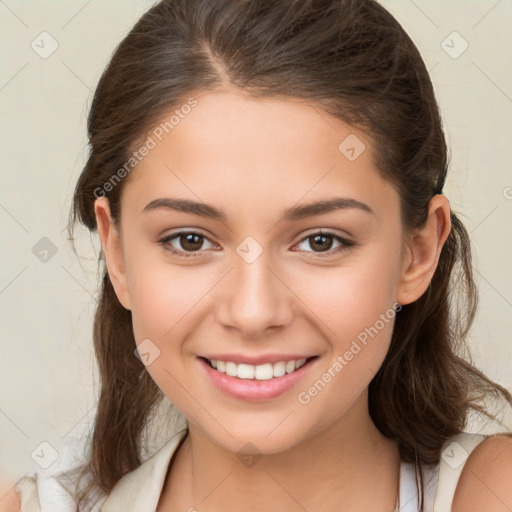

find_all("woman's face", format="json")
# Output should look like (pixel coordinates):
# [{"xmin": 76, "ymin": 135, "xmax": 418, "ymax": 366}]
[{"xmin": 96, "ymin": 89, "xmax": 421, "ymax": 454}]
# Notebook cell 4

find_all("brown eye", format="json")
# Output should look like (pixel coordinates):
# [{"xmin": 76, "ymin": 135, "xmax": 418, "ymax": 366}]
[
  {"xmin": 309, "ymin": 233, "xmax": 335, "ymax": 252},
  {"xmin": 295, "ymin": 231, "xmax": 355, "ymax": 256},
  {"xmin": 179, "ymin": 233, "xmax": 204, "ymax": 251},
  {"xmin": 158, "ymin": 230, "xmax": 216, "ymax": 258}
]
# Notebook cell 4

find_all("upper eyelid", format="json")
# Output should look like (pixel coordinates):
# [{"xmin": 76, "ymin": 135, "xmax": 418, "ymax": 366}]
[{"xmin": 161, "ymin": 229, "xmax": 353, "ymax": 249}]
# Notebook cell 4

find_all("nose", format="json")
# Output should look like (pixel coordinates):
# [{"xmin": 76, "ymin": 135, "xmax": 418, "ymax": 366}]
[{"xmin": 215, "ymin": 250, "xmax": 294, "ymax": 339}]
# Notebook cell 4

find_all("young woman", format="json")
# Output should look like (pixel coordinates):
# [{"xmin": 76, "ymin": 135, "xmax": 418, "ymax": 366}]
[{"xmin": 8, "ymin": 0, "xmax": 512, "ymax": 511}]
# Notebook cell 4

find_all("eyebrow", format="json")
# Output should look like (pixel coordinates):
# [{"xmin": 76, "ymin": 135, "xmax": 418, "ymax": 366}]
[{"xmin": 142, "ymin": 197, "xmax": 375, "ymax": 222}]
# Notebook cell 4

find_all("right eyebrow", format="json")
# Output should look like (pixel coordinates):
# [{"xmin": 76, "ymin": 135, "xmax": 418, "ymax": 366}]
[{"xmin": 143, "ymin": 197, "xmax": 227, "ymax": 221}]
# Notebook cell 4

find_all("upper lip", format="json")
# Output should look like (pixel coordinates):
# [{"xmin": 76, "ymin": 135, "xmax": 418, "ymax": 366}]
[{"xmin": 200, "ymin": 354, "xmax": 317, "ymax": 365}]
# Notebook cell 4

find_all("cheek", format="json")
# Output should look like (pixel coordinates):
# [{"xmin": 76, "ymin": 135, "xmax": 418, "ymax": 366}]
[
  {"xmin": 127, "ymin": 262, "xmax": 212, "ymax": 395},
  {"xmin": 295, "ymin": 276, "xmax": 398, "ymax": 421},
  {"xmin": 294, "ymin": 246, "xmax": 399, "ymax": 388},
  {"xmin": 126, "ymin": 252, "xmax": 214, "ymax": 344},
  {"xmin": 297, "ymin": 245, "xmax": 400, "ymax": 337}
]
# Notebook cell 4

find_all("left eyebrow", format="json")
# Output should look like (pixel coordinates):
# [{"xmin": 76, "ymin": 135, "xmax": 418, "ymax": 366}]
[
  {"xmin": 142, "ymin": 196, "xmax": 375, "ymax": 222},
  {"xmin": 280, "ymin": 197, "xmax": 375, "ymax": 222}
]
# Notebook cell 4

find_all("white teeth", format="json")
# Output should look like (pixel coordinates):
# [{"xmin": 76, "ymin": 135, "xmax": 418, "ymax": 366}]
[
  {"xmin": 254, "ymin": 363, "xmax": 273, "ymax": 380},
  {"xmin": 237, "ymin": 363, "xmax": 255, "ymax": 379},
  {"xmin": 273, "ymin": 361, "xmax": 286, "ymax": 377},
  {"xmin": 285, "ymin": 360, "xmax": 295, "ymax": 374},
  {"xmin": 296, "ymin": 358, "xmax": 307, "ymax": 368},
  {"xmin": 225, "ymin": 361, "xmax": 238, "ymax": 377},
  {"xmin": 208, "ymin": 357, "xmax": 311, "ymax": 380}
]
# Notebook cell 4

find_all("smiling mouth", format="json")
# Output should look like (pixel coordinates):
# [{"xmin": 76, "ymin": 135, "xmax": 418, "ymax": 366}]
[{"xmin": 199, "ymin": 356, "xmax": 319, "ymax": 381}]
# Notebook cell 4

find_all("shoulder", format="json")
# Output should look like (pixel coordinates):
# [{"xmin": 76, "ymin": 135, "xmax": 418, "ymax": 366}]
[
  {"xmin": 452, "ymin": 433, "xmax": 512, "ymax": 512},
  {"xmin": 0, "ymin": 482, "xmax": 21, "ymax": 512}
]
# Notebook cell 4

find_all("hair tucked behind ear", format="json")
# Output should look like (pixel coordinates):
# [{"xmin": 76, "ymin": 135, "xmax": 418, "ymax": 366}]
[{"xmin": 67, "ymin": 0, "xmax": 512, "ymax": 510}]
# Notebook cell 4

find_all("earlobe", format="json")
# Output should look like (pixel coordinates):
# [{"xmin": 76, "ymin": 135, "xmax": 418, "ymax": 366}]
[
  {"xmin": 94, "ymin": 197, "xmax": 132, "ymax": 310},
  {"xmin": 396, "ymin": 195, "xmax": 452, "ymax": 306}
]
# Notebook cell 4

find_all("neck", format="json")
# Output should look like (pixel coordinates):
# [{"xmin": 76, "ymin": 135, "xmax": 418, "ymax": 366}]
[{"xmin": 160, "ymin": 393, "xmax": 400, "ymax": 512}]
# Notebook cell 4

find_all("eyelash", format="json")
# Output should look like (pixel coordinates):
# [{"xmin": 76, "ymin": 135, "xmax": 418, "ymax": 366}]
[{"xmin": 157, "ymin": 230, "xmax": 357, "ymax": 259}]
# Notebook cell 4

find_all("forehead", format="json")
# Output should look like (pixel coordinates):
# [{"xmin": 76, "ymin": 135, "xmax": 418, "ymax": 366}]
[
  {"xmin": 137, "ymin": 89, "xmax": 371, "ymax": 170},
  {"xmin": 121, "ymin": 89, "xmax": 398, "ymax": 221}
]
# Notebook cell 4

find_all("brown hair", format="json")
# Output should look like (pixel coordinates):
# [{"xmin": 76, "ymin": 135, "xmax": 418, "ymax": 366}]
[{"xmin": 66, "ymin": 0, "xmax": 512, "ymax": 510}]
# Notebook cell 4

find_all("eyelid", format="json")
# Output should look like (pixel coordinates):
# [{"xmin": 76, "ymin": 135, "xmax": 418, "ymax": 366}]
[
  {"xmin": 158, "ymin": 228, "xmax": 357, "ymax": 258},
  {"xmin": 158, "ymin": 229, "xmax": 218, "ymax": 254},
  {"xmin": 298, "ymin": 227, "xmax": 353, "ymax": 242},
  {"xmin": 293, "ymin": 230, "xmax": 356, "ymax": 257}
]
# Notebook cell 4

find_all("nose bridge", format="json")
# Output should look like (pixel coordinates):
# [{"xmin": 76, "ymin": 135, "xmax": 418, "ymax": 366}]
[{"xmin": 215, "ymin": 245, "xmax": 293, "ymax": 337}]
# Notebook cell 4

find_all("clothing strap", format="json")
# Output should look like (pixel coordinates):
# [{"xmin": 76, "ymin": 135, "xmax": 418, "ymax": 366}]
[{"xmin": 433, "ymin": 432, "xmax": 487, "ymax": 512}]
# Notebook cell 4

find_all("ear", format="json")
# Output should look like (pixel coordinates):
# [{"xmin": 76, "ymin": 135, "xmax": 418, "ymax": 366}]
[
  {"xmin": 94, "ymin": 197, "xmax": 131, "ymax": 310},
  {"xmin": 396, "ymin": 194, "xmax": 452, "ymax": 306}
]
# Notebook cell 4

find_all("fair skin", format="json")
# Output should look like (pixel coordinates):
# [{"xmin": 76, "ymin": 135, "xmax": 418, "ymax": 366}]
[
  {"xmin": 99, "ymin": 89, "xmax": 425, "ymax": 511},
  {"xmin": 3, "ymin": 88, "xmax": 511, "ymax": 511},
  {"xmin": 97, "ymin": 89, "xmax": 511, "ymax": 511}
]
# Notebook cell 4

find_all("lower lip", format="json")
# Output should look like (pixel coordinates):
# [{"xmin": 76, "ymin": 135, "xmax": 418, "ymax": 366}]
[{"xmin": 197, "ymin": 357, "xmax": 318, "ymax": 402}]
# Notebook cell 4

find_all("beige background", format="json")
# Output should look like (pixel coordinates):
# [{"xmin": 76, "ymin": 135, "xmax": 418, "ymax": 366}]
[{"xmin": 1, "ymin": 0, "xmax": 511, "ymax": 486}]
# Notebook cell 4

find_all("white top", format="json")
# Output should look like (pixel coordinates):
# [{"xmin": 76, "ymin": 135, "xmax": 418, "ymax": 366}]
[{"xmin": 14, "ymin": 429, "xmax": 488, "ymax": 512}]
